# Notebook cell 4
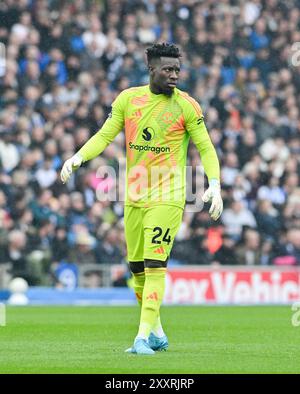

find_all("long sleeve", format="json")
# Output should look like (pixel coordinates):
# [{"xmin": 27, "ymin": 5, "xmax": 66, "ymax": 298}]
[
  {"xmin": 183, "ymin": 96, "xmax": 220, "ymax": 181},
  {"xmin": 78, "ymin": 90, "xmax": 127, "ymax": 162}
]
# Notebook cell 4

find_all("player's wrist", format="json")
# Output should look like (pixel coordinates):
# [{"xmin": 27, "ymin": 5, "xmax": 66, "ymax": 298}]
[
  {"xmin": 209, "ymin": 178, "xmax": 221, "ymax": 190},
  {"xmin": 72, "ymin": 153, "xmax": 83, "ymax": 167}
]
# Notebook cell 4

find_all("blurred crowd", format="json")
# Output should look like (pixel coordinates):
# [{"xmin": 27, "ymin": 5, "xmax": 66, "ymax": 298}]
[{"xmin": 0, "ymin": 0, "xmax": 300, "ymax": 286}]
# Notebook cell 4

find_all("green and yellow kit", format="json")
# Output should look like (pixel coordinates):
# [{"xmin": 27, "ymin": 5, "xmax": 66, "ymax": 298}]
[{"xmin": 78, "ymin": 85, "xmax": 220, "ymax": 261}]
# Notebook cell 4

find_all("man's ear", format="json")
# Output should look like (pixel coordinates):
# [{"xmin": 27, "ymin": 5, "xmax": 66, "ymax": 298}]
[{"xmin": 148, "ymin": 63, "xmax": 155, "ymax": 75}]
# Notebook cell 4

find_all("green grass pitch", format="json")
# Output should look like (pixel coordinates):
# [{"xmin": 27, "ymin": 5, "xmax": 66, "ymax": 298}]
[{"xmin": 0, "ymin": 305, "xmax": 299, "ymax": 374}]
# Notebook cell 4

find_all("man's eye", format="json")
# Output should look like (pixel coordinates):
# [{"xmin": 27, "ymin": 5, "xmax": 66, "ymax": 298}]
[{"xmin": 165, "ymin": 68, "xmax": 180, "ymax": 73}]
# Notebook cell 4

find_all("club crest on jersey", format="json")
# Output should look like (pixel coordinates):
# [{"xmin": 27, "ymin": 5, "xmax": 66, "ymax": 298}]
[
  {"xmin": 142, "ymin": 127, "xmax": 155, "ymax": 142},
  {"xmin": 161, "ymin": 112, "xmax": 173, "ymax": 124}
]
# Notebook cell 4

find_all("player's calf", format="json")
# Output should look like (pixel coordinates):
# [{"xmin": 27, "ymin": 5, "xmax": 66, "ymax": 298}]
[{"xmin": 129, "ymin": 261, "xmax": 145, "ymax": 306}]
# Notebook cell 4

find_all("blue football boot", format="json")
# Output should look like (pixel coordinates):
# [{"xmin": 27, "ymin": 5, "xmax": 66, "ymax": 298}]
[
  {"xmin": 125, "ymin": 338, "xmax": 155, "ymax": 355},
  {"xmin": 148, "ymin": 333, "xmax": 169, "ymax": 351}
]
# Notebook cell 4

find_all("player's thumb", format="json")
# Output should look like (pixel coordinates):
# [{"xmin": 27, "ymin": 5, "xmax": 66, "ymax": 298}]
[{"xmin": 202, "ymin": 189, "xmax": 211, "ymax": 203}]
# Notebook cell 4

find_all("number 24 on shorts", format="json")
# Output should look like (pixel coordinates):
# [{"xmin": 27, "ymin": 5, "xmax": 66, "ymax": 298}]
[{"xmin": 151, "ymin": 227, "xmax": 171, "ymax": 245}]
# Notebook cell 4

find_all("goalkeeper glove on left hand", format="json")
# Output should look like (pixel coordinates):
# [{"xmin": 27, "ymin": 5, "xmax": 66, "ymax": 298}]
[
  {"xmin": 202, "ymin": 179, "xmax": 223, "ymax": 221},
  {"xmin": 60, "ymin": 153, "xmax": 83, "ymax": 184}
]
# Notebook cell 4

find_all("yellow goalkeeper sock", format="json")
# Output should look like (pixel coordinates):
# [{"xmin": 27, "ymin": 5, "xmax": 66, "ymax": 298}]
[
  {"xmin": 132, "ymin": 271, "xmax": 145, "ymax": 306},
  {"xmin": 136, "ymin": 267, "xmax": 166, "ymax": 340},
  {"xmin": 132, "ymin": 271, "xmax": 164, "ymax": 335},
  {"xmin": 152, "ymin": 315, "xmax": 165, "ymax": 338}
]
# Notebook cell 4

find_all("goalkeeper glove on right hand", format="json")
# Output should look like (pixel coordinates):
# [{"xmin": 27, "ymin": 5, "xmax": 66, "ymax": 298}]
[
  {"xmin": 202, "ymin": 179, "xmax": 223, "ymax": 221},
  {"xmin": 60, "ymin": 153, "xmax": 83, "ymax": 184}
]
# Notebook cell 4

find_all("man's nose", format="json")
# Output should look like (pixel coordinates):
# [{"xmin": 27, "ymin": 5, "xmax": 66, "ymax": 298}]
[{"xmin": 170, "ymin": 71, "xmax": 178, "ymax": 79}]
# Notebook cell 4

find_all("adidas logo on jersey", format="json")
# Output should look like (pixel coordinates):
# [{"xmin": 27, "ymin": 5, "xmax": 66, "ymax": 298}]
[{"xmin": 154, "ymin": 246, "xmax": 165, "ymax": 254}]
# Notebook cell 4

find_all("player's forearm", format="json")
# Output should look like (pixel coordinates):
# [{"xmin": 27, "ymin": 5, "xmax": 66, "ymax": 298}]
[
  {"xmin": 61, "ymin": 121, "xmax": 121, "ymax": 184},
  {"xmin": 196, "ymin": 141, "xmax": 220, "ymax": 181},
  {"xmin": 77, "ymin": 114, "xmax": 124, "ymax": 162},
  {"xmin": 191, "ymin": 122, "xmax": 220, "ymax": 181},
  {"xmin": 77, "ymin": 130, "xmax": 110, "ymax": 162}
]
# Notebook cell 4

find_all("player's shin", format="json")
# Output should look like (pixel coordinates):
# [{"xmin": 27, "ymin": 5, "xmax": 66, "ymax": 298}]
[
  {"xmin": 129, "ymin": 262, "xmax": 145, "ymax": 306},
  {"xmin": 136, "ymin": 266, "xmax": 166, "ymax": 340},
  {"xmin": 132, "ymin": 272, "xmax": 145, "ymax": 306}
]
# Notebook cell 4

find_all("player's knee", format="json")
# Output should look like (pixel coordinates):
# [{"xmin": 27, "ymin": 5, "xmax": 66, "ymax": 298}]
[
  {"xmin": 129, "ymin": 261, "xmax": 144, "ymax": 274},
  {"xmin": 144, "ymin": 258, "xmax": 168, "ymax": 269}
]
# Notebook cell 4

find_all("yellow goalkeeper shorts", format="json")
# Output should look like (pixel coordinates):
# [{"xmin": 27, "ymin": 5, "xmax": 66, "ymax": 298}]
[{"xmin": 124, "ymin": 204, "xmax": 183, "ymax": 262}]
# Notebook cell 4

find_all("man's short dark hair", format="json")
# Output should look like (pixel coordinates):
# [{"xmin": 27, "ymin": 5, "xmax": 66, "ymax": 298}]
[{"xmin": 146, "ymin": 43, "xmax": 182, "ymax": 64}]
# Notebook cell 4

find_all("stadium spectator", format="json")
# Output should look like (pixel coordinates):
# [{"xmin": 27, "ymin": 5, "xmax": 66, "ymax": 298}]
[
  {"xmin": 255, "ymin": 199, "xmax": 281, "ymax": 241},
  {"xmin": 221, "ymin": 200, "xmax": 257, "ymax": 240},
  {"xmin": 95, "ymin": 228, "xmax": 124, "ymax": 265},
  {"xmin": 0, "ymin": 229, "xmax": 29, "ymax": 281},
  {"xmin": 273, "ymin": 228, "xmax": 300, "ymax": 266},
  {"xmin": 235, "ymin": 228, "xmax": 262, "ymax": 266},
  {"xmin": 214, "ymin": 233, "xmax": 239, "ymax": 265},
  {"xmin": 68, "ymin": 231, "xmax": 97, "ymax": 266}
]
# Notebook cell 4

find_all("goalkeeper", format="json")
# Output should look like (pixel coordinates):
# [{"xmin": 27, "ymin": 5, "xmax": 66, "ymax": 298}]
[{"xmin": 61, "ymin": 43, "xmax": 223, "ymax": 355}]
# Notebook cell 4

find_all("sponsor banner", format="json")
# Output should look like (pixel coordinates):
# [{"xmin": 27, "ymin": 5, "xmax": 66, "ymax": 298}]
[{"xmin": 165, "ymin": 267, "xmax": 300, "ymax": 305}]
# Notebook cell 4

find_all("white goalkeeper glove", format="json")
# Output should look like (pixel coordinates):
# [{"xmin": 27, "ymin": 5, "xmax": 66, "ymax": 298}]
[
  {"xmin": 60, "ymin": 153, "xmax": 83, "ymax": 184},
  {"xmin": 202, "ymin": 179, "xmax": 223, "ymax": 221}
]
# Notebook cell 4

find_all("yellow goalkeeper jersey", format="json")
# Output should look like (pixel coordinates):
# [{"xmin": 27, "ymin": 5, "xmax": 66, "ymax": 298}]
[{"xmin": 78, "ymin": 85, "xmax": 220, "ymax": 209}]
